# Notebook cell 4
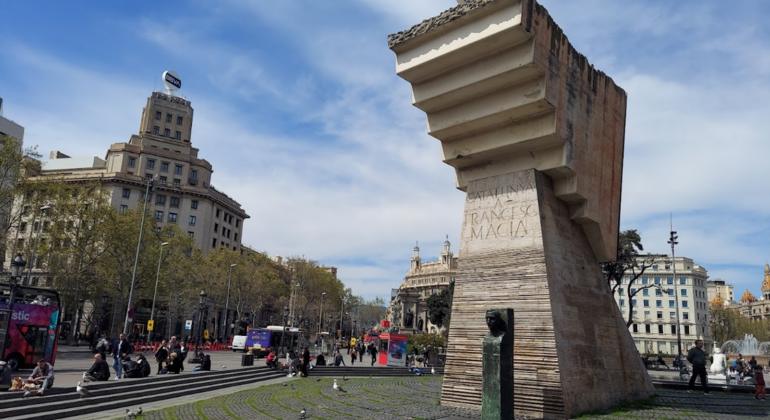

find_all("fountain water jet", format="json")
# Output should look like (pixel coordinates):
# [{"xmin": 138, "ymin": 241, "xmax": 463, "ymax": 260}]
[{"xmin": 722, "ymin": 334, "xmax": 770, "ymax": 355}]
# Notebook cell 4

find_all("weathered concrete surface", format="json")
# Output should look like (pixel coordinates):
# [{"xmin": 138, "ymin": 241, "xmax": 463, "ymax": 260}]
[{"xmin": 389, "ymin": 0, "xmax": 626, "ymax": 263}]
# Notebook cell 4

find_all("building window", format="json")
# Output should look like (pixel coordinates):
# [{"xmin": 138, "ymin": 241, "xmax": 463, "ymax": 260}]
[
  {"xmin": 191, "ymin": 200, "xmax": 198, "ymax": 210},
  {"xmin": 653, "ymin": 277, "xmax": 660, "ymax": 284},
  {"xmin": 632, "ymin": 324, "xmax": 638, "ymax": 333},
  {"xmin": 655, "ymin": 289, "xmax": 661, "ymax": 296},
  {"xmin": 175, "ymin": 165, "xmax": 183, "ymax": 175},
  {"xmin": 632, "ymin": 311, "xmax": 637, "ymax": 318},
  {"xmin": 156, "ymin": 195, "xmax": 166, "ymax": 205},
  {"xmin": 159, "ymin": 176, "xmax": 167, "ymax": 185},
  {"xmin": 645, "ymin": 324, "xmax": 651, "ymax": 333},
  {"xmin": 212, "ymin": 238, "xmax": 217, "ymax": 247},
  {"xmin": 620, "ymin": 299, "xmax": 625, "ymax": 306},
  {"xmin": 128, "ymin": 157, "xmax": 136, "ymax": 168},
  {"xmin": 656, "ymin": 300, "xmax": 662, "ymax": 307},
  {"xmin": 667, "ymin": 277, "xmax": 673, "ymax": 285},
  {"xmin": 188, "ymin": 231, "xmax": 194, "ymax": 237},
  {"xmin": 168, "ymin": 213, "xmax": 177, "ymax": 223},
  {"xmin": 119, "ymin": 205, "xmax": 128, "ymax": 213},
  {"xmin": 164, "ymin": 129, "xmax": 170, "ymax": 138},
  {"xmin": 641, "ymin": 278, "xmax": 648, "ymax": 285},
  {"xmin": 670, "ymin": 325, "xmax": 676, "ymax": 334},
  {"xmin": 236, "ymin": 219, "xmax": 240, "ymax": 228},
  {"xmin": 681, "ymin": 289, "xmax": 687, "ymax": 296},
  {"xmin": 234, "ymin": 233, "xmax": 238, "ymax": 241},
  {"xmin": 190, "ymin": 170, "xmax": 197, "ymax": 179},
  {"xmin": 682, "ymin": 300, "xmax": 688, "ymax": 308},
  {"xmin": 669, "ymin": 300, "xmax": 675, "ymax": 307},
  {"xmin": 153, "ymin": 126, "xmax": 160, "ymax": 135},
  {"xmin": 175, "ymin": 131, "xmax": 181, "ymax": 140},
  {"xmin": 618, "ymin": 289, "xmax": 624, "ymax": 296},
  {"xmin": 170, "ymin": 197, "xmax": 179, "ymax": 207},
  {"xmin": 166, "ymin": 114, "xmax": 172, "ymax": 123},
  {"xmin": 173, "ymin": 179, "xmax": 181, "ymax": 187},
  {"xmin": 216, "ymin": 209, "xmax": 220, "ymax": 218},
  {"xmin": 632, "ymin": 300, "xmax": 637, "ymax": 307},
  {"xmin": 656, "ymin": 311, "xmax": 663, "ymax": 319},
  {"xmin": 683, "ymin": 312, "xmax": 689, "ymax": 320},
  {"xmin": 147, "ymin": 160, "xmax": 156, "ymax": 170},
  {"xmin": 19, "ymin": 222, "xmax": 27, "ymax": 233},
  {"xmin": 657, "ymin": 325, "xmax": 663, "ymax": 334},
  {"xmin": 214, "ymin": 223, "xmax": 218, "ymax": 233},
  {"xmin": 122, "ymin": 188, "xmax": 131, "ymax": 198},
  {"xmin": 668, "ymin": 289, "xmax": 674, "ymax": 296},
  {"xmin": 154, "ymin": 211, "xmax": 164, "ymax": 221},
  {"xmin": 155, "ymin": 111, "xmax": 162, "ymax": 120},
  {"xmin": 665, "ymin": 264, "xmax": 671, "ymax": 270},
  {"xmin": 684, "ymin": 325, "xmax": 690, "ymax": 335},
  {"xmin": 642, "ymin": 289, "xmax": 649, "ymax": 296},
  {"xmin": 680, "ymin": 278, "xmax": 686, "ymax": 285},
  {"xmin": 643, "ymin": 300, "xmax": 649, "ymax": 307},
  {"xmin": 177, "ymin": 116, "xmax": 183, "ymax": 125},
  {"xmin": 652, "ymin": 264, "xmax": 658, "ymax": 270},
  {"xmin": 189, "ymin": 216, "xmax": 196, "ymax": 226},
  {"xmin": 161, "ymin": 162, "xmax": 169, "ymax": 172},
  {"xmin": 631, "ymin": 288, "xmax": 636, "ymax": 294}
]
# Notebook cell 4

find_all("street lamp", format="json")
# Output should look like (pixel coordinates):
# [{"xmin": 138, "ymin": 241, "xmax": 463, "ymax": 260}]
[
  {"xmin": 353, "ymin": 319, "xmax": 357, "ymax": 339},
  {"xmin": 101, "ymin": 292, "xmax": 109, "ymax": 332},
  {"xmin": 25, "ymin": 205, "xmax": 51, "ymax": 286},
  {"xmin": 290, "ymin": 283, "xmax": 300, "ymax": 328},
  {"xmin": 318, "ymin": 292, "xmax": 326, "ymax": 333},
  {"xmin": 281, "ymin": 305, "xmax": 289, "ymax": 356},
  {"xmin": 3, "ymin": 254, "xmax": 26, "ymax": 367},
  {"xmin": 223, "ymin": 263, "xmax": 237, "ymax": 341},
  {"xmin": 124, "ymin": 175, "xmax": 158, "ymax": 335},
  {"xmin": 73, "ymin": 298, "xmax": 85, "ymax": 346},
  {"xmin": 197, "ymin": 290, "xmax": 207, "ymax": 352},
  {"xmin": 150, "ymin": 241, "xmax": 169, "ymax": 340},
  {"xmin": 668, "ymin": 224, "xmax": 684, "ymax": 366}
]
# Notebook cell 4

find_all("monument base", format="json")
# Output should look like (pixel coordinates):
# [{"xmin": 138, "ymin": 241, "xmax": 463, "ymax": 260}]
[{"xmin": 441, "ymin": 169, "xmax": 654, "ymax": 419}]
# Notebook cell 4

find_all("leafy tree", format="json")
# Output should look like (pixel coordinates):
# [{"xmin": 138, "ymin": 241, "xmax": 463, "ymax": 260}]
[
  {"xmin": 0, "ymin": 134, "xmax": 42, "ymax": 247},
  {"xmin": 602, "ymin": 229, "xmax": 657, "ymax": 326},
  {"xmin": 426, "ymin": 280, "xmax": 455, "ymax": 333}
]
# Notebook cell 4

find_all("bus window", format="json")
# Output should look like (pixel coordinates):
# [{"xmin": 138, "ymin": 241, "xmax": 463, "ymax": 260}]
[{"xmin": 1, "ymin": 285, "xmax": 61, "ymax": 370}]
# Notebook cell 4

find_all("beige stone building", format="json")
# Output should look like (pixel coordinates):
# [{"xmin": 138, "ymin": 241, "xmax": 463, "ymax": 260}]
[
  {"xmin": 613, "ymin": 256, "xmax": 713, "ymax": 355},
  {"xmin": 6, "ymin": 90, "xmax": 249, "ymax": 283},
  {"xmin": 387, "ymin": 239, "xmax": 457, "ymax": 335},
  {"xmin": 707, "ymin": 279, "xmax": 735, "ymax": 306},
  {"xmin": 731, "ymin": 265, "xmax": 770, "ymax": 320}
]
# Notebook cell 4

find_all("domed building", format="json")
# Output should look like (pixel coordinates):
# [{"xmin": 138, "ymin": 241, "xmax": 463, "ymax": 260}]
[
  {"xmin": 387, "ymin": 238, "xmax": 457, "ymax": 335},
  {"xmin": 710, "ymin": 294, "xmax": 724, "ymax": 307},
  {"xmin": 736, "ymin": 265, "xmax": 770, "ymax": 320}
]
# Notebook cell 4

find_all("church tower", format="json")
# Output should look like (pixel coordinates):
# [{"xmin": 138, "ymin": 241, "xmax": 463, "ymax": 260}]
[
  {"xmin": 762, "ymin": 264, "xmax": 770, "ymax": 300},
  {"xmin": 410, "ymin": 241, "xmax": 421, "ymax": 272},
  {"xmin": 440, "ymin": 235, "xmax": 454, "ymax": 269}
]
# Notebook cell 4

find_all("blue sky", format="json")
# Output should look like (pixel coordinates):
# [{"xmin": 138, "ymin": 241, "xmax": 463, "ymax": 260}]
[{"xmin": 1, "ymin": 0, "xmax": 769, "ymax": 302}]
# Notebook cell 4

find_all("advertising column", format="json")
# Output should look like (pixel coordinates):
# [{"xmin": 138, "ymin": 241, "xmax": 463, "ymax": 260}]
[{"xmin": 386, "ymin": 334, "xmax": 408, "ymax": 367}]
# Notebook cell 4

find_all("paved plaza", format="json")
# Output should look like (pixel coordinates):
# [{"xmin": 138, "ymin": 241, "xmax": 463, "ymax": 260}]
[{"xmin": 111, "ymin": 377, "xmax": 770, "ymax": 420}]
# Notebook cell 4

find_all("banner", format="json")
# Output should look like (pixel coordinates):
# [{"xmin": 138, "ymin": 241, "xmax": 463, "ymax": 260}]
[{"xmin": 386, "ymin": 334, "xmax": 408, "ymax": 367}]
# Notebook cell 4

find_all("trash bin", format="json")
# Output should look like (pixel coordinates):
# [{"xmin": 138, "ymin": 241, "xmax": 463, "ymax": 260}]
[{"xmin": 241, "ymin": 354, "xmax": 254, "ymax": 367}]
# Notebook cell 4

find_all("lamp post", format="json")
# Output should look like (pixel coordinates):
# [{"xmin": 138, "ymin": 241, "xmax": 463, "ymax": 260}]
[
  {"xmin": 318, "ymin": 292, "xmax": 326, "ymax": 333},
  {"xmin": 73, "ymin": 298, "xmax": 85, "ymax": 346},
  {"xmin": 25, "ymin": 205, "xmax": 51, "ymax": 286},
  {"xmin": 222, "ymin": 263, "xmax": 237, "ymax": 341},
  {"xmin": 124, "ymin": 175, "xmax": 157, "ymax": 335},
  {"xmin": 149, "ymin": 241, "xmax": 169, "ymax": 340},
  {"xmin": 100, "ymin": 292, "xmax": 109, "ymax": 332},
  {"xmin": 290, "ymin": 283, "xmax": 300, "ymax": 328},
  {"xmin": 3, "ymin": 254, "xmax": 26, "ymax": 367},
  {"xmin": 281, "ymin": 305, "xmax": 289, "ymax": 356},
  {"xmin": 197, "ymin": 290, "xmax": 207, "ymax": 353},
  {"xmin": 668, "ymin": 223, "xmax": 684, "ymax": 365},
  {"xmin": 353, "ymin": 319, "xmax": 357, "ymax": 339}
]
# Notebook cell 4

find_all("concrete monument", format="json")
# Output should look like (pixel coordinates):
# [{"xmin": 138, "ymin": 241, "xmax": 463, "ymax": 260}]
[
  {"xmin": 709, "ymin": 347, "xmax": 726, "ymax": 379},
  {"xmin": 388, "ymin": 0, "xmax": 654, "ymax": 418}
]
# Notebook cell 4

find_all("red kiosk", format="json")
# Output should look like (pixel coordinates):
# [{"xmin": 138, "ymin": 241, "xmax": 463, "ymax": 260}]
[{"xmin": 366, "ymin": 320, "xmax": 407, "ymax": 366}]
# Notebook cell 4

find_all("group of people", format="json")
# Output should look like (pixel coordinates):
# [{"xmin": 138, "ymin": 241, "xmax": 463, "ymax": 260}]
[
  {"xmin": 330, "ymin": 341, "xmax": 380, "ymax": 367},
  {"xmin": 687, "ymin": 339, "xmax": 766, "ymax": 400}
]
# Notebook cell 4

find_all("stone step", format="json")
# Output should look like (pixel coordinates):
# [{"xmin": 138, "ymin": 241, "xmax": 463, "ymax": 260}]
[
  {"xmin": 0, "ymin": 367, "xmax": 285, "ymax": 419},
  {"xmin": 309, "ymin": 366, "xmax": 445, "ymax": 376}
]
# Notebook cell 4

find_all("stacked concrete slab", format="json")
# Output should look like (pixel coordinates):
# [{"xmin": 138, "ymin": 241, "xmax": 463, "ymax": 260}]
[{"xmin": 389, "ymin": 0, "xmax": 654, "ymax": 418}]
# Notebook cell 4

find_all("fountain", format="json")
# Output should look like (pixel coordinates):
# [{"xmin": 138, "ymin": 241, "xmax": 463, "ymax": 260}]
[{"xmin": 722, "ymin": 334, "xmax": 770, "ymax": 355}]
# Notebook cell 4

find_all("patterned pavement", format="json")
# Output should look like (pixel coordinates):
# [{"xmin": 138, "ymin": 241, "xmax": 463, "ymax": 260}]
[{"xmin": 135, "ymin": 378, "xmax": 770, "ymax": 420}]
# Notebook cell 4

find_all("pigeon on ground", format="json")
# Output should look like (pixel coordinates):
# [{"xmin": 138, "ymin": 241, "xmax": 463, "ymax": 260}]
[
  {"xmin": 316, "ymin": 378, "xmax": 322, "ymax": 382},
  {"xmin": 282, "ymin": 382, "xmax": 288, "ymax": 387},
  {"xmin": 333, "ymin": 379, "xmax": 347, "ymax": 393},
  {"xmin": 343, "ymin": 376, "xmax": 349, "ymax": 381},
  {"xmin": 221, "ymin": 365, "xmax": 226, "ymax": 369},
  {"xmin": 126, "ymin": 408, "xmax": 138, "ymax": 419},
  {"xmin": 137, "ymin": 407, "xmax": 143, "ymax": 416},
  {"xmin": 299, "ymin": 407, "xmax": 307, "ymax": 419},
  {"xmin": 76, "ymin": 382, "xmax": 91, "ymax": 399},
  {"xmin": 431, "ymin": 367, "xmax": 436, "ymax": 374},
  {"xmin": 290, "ymin": 383, "xmax": 295, "ymax": 390},
  {"xmin": 22, "ymin": 390, "xmax": 34, "ymax": 398}
]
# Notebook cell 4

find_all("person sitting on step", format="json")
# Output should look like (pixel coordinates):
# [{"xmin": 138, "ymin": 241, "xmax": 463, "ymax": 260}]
[{"xmin": 83, "ymin": 354, "xmax": 111, "ymax": 382}]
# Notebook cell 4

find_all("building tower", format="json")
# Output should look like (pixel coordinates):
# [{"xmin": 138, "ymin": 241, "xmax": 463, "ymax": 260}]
[
  {"xmin": 440, "ymin": 235, "xmax": 453, "ymax": 268},
  {"xmin": 763, "ymin": 264, "xmax": 770, "ymax": 301},
  {"xmin": 410, "ymin": 241, "xmax": 421, "ymax": 271}
]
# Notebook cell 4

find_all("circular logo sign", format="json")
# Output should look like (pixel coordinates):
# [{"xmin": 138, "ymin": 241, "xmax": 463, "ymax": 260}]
[{"xmin": 162, "ymin": 70, "xmax": 182, "ymax": 91}]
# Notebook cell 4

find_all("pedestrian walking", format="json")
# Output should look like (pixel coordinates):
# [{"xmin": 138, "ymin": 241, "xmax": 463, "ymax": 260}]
[
  {"xmin": 358, "ymin": 342, "xmax": 364, "ymax": 363},
  {"xmin": 422, "ymin": 346, "xmax": 430, "ymax": 367},
  {"xmin": 755, "ymin": 364, "xmax": 766, "ymax": 400},
  {"xmin": 370, "ymin": 343, "xmax": 379, "ymax": 366},
  {"xmin": 350, "ymin": 347, "xmax": 357, "ymax": 365},
  {"xmin": 179, "ymin": 341, "xmax": 189, "ymax": 371},
  {"xmin": 111, "ymin": 333, "xmax": 131, "ymax": 380},
  {"xmin": 687, "ymin": 339, "xmax": 709, "ymax": 394},
  {"xmin": 154, "ymin": 340, "xmax": 169, "ymax": 375},
  {"xmin": 301, "ymin": 347, "xmax": 310, "ymax": 377}
]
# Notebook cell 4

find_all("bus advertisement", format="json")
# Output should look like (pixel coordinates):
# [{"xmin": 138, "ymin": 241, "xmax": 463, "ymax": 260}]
[
  {"xmin": 1, "ymin": 286, "xmax": 61, "ymax": 370},
  {"xmin": 244, "ymin": 328, "xmax": 271, "ymax": 357}
]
